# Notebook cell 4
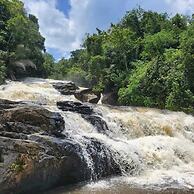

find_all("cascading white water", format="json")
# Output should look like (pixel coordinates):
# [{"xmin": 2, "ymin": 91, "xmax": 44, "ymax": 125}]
[{"xmin": 1, "ymin": 77, "xmax": 194, "ymax": 192}]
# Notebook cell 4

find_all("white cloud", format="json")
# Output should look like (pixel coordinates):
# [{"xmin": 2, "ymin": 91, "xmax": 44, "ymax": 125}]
[
  {"xmin": 22, "ymin": 0, "xmax": 194, "ymax": 58},
  {"xmin": 21, "ymin": 0, "xmax": 130, "ymax": 57},
  {"xmin": 165, "ymin": 0, "xmax": 194, "ymax": 14},
  {"xmin": 22, "ymin": 0, "xmax": 78, "ymax": 54}
]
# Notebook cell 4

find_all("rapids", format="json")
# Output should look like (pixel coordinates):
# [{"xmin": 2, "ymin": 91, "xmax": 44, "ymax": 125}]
[{"xmin": 1, "ymin": 77, "xmax": 194, "ymax": 193}]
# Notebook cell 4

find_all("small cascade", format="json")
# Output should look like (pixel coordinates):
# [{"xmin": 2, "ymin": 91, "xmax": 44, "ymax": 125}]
[
  {"xmin": 1, "ymin": 77, "xmax": 194, "ymax": 190},
  {"xmin": 97, "ymin": 93, "xmax": 103, "ymax": 105}
]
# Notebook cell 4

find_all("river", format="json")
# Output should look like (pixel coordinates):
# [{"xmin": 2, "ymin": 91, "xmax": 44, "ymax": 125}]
[{"xmin": 0, "ymin": 77, "xmax": 194, "ymax": 194}]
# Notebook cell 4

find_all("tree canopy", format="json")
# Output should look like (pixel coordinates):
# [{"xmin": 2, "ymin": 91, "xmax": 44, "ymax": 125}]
[
  {"xmin": 48, "ymin": 8, "xmax": 194, "ymax": 113},
  {"xmin": 1, "ymin": 2, "xmax": 194, "ymax": 113},
  {"xmin": 0, "ymin": 0, "xmax": 46, "ymax": 82}
]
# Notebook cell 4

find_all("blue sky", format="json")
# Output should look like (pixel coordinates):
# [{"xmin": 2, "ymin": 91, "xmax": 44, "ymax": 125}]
[{"xmin": 22, "ymin": 0, "xmax": 194, "ymax": 60}]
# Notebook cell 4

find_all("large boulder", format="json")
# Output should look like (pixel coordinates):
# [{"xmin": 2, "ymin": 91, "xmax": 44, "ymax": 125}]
[
  {"xmin": 0, "ymin": 104, "xmax": 64, "ymax": 136},
  {"xmin": 0, "ymin": 100, "xmax": 88, "ymax": 194},
  {"xmin": 0, "ymin": 136, "xmax": 90, "ymax": 194},
  {"xmin": 74, "ymin": 88, "xmax": 100, "ymax": 104}
]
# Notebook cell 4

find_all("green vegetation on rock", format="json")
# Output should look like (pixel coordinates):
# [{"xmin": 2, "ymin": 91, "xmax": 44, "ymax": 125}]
[{"xmin": 10, "ymin": 158, "xmax": 25, "ymax": 173}]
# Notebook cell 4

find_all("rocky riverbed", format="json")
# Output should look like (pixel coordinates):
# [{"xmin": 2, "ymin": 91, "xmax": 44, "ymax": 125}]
[
  {"xmin": 1, "ymin": 78, "xmax": 194, "ymax": 194},
  {"xmin": 0, "ymin": 99, "xmax": 120, "ymax": 194}
]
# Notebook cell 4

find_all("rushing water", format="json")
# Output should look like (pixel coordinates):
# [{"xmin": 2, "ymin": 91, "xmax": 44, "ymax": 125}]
[{"xmin": 1, "ymin": 77, "xmax": 194, "ymax": 194}]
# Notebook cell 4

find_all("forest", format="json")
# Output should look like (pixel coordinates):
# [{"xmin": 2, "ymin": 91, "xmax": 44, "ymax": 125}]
[
  {"xmin": 0, "ymin": 0, "xmax": 46, "ymax": 82},
  {"xmin": 0, "ymin": 0, "xmax": 194, "ymax": 113}
]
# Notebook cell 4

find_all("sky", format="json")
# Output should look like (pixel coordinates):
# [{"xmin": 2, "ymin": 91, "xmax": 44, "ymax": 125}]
[{"xmin": 21, "ymin": 0, "xmax": 194, "ymax": 59}]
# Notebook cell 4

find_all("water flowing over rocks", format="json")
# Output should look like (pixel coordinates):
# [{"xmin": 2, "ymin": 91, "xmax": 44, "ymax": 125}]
[
  {"xmin": 0, "ymin": 99, "xmax": 121, "ymax": 194},
  {"xmin": 1, "ymin": 78, "xmax": 194, "ymax": 194}
]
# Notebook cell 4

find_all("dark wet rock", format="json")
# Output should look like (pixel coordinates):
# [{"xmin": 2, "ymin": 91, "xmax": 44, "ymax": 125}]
[
  {"xmin": 102, "ymin": 92, "xmax": 118, "ymax": 105},
  {"xmin": 85, "ymin": 138, "xmax": 121, "ymax": 179},
  {"xmin": 57, "ymin": 100, "xmax": 109, "ymax": 133},
  {"xmin": 57, "ymin": 101, "xmax": 93, "ymax": 115},
  {"xmin": 0, "ymin": 100, "xmax": 72, "ymax": 194},
  {"xmin": 74, "ymin": 88, "xmax": 100, "ymax": 104},
  {"xmin": 0, "ymin": 137, "xmax": 90, "ymax": 194},
  {"xmin": 52, "ymin": 82, "xmax": 79, "ymax": 95},
  {"xmin": 52, "ymin": 81, "xmax": 100, "ymax": 104},
  {"xmin": 0, "ymin": 99, "xmax": 23, "ymax": 109},
  {"xmin": 0, "ymin": 105, "xmax": 64, "ymax": 135},
  {"xmin": 83, "ymin": 115, "xmax": 109, "ymax": 134},
  {"xmin": 0, "ymin": 131, "xmax": 28, "ymax": 140}
]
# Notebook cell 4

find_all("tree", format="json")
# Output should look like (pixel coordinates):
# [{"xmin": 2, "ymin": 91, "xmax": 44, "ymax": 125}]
[
  {"xmin": 0, "ymin": 0, "xmax": 45, "ymax": 80},
  {"xmin": 142, "ymin": 30, "xmax": 177, "ymax": 59},
  {"xmin": 180, "ymin": 22, "xmax": 194, "ymax": 93},
  {"xmin": 42, "ymin": 53, "xmax": 55, "ymax": 78},
  {"xmin": 49, "ymin": 9, "xmax": 194, "ymax": 113}
]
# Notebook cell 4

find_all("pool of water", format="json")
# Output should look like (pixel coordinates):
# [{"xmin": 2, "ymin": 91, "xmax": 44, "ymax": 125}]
[{"xmin": 43, "ymin": 176, "xmax": 194, "ymax": 194}]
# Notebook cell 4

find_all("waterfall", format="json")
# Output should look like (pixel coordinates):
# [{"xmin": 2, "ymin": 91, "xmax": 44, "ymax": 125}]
[{"xmin": 1, "ymin": 77, "xmax": 194, "ymax": 191}]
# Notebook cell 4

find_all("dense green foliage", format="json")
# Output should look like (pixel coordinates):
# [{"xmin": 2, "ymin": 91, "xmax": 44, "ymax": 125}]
[
  {"xmin": 1, "ymin": 2, "xmax": 194, "ymax": 113},
  {"xmin": 0, "ymin": 0, "xmax": 46, "ymax": 82},
  {"xmin": 49, "ymin": 8, "xmax": 194, "ymax": 113}
]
